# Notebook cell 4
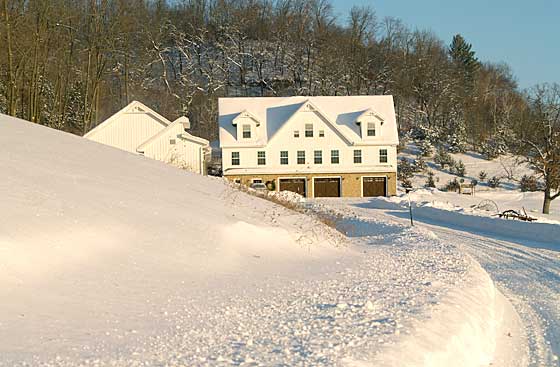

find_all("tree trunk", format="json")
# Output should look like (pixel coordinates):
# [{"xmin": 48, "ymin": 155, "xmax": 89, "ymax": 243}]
[{"xmin": 542, "ymin": 188, "xmax": 552, "ymax": 215}]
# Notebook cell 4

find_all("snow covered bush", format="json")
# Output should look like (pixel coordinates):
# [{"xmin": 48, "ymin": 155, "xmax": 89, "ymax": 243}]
[
  {"xmin": 398, "ymin": 158, "xmax": 414, "ymax": 188},
  {"xmin": 425, "ymin": 170, "xmax": 436, "ymax": 188},
  {"xmin": 487, "ymin": 176, "xmax": 502, "ymax": 188},
  {"xmin": 519, "ymin": 175, "xmax": 539, "ymax": 192},
  {"xmin": 413, "ymin": 156, "xmax": 427, "ymax": 172},
  {"xmin": 418, "ymin": 140, "xmax": 433, "ymax": 157},
  {"xmin": 454, "ymin": 160, "xmax": 466, "ymax": 177},
  {"xmin": 478, "ymin": 171, "xmax": 488, "ymax": 182},
  {"xmin": 443, "ymin": 178, "xmax": 461, "ymax": 192},
  {"xmin": 434, "ymin": 147, "xmax": 454, "ymax": 169}
]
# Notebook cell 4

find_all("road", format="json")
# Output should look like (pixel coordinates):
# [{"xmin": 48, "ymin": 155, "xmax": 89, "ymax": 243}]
[{"xmin": 317, "ymin": 199, "xmax": 560, "ymax": 367}]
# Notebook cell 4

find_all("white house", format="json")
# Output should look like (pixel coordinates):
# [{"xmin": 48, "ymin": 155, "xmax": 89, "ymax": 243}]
[
  {"xmin": 84, "ymin": 101, "xmax": 210, "ymax": 174},
  {"xmin": 219, "ymin": 96, "xmax": 399, "ymax": 198}
]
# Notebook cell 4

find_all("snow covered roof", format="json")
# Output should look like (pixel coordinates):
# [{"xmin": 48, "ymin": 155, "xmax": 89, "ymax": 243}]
[
  {"xmin": 136, "ymin": 119, "xmax": 209, "ymax": 153},
  {"xmin": 84, "ymin": 100, "xmax": 170, "ymax": 138},
  {"xmin": 218, "ymin": 96, "xmax": 398, "ymax": 147}
]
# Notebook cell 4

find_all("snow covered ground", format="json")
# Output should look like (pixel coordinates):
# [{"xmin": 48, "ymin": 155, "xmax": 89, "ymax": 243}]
[
  {"xmin": 309, "ymin": 194, "xmax": 559, "ymax": 366},
  {"xmin": 0, "ymin": 115, "xmax": 526, "ymax": 366}
]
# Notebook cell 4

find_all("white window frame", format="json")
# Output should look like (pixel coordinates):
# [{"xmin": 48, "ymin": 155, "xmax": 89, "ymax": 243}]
[
  {"xmin": 294, "ymin": 130, "xmax": 300, "ymax": 138},
  {"xmin": 380, "ymin": 149, "xmax": 388, "ymax": 163},
  {"xmin": 314, "ymin": 150, "xmax": 322, "ymax": 164},
  {"xmin": 305, "ymin": 124, "xmax": 313, "ymax": 137},
  {"xmin": 242, "ymin": 124, "xmax": 251, "ymax": 139},
  {"xmin": 330, "ymin": 150, "xmax": 339, "ymax": 164},
  {"xmin": 231, "ymin": 151, "xmax": 240, "ymax": 166},
  {"xmin": 367, "ymin": 122, "xmax": 376, "ymax": 137},
  {"xmin": 280, "ymin": 151, "xmax": 289, "ymax": 165},
  {"xmin": 257, "ymin": 151, "xmax": 266, "ymax": 165},
  {"xmin": 297, "ymin": 150, "xmax": 306, "ymax": 165},
  {"xmin": 353, "ymin": 149, "xmax": 362, "ymax": 164}
]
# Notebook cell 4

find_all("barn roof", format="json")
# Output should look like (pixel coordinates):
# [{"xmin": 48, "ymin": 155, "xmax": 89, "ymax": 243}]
[{"xmin": 84, "ymin": 101, "xmax": 170, "ymax": 138}]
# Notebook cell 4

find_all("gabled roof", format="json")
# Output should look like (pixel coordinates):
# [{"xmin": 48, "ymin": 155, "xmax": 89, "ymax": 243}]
[
  {"xmin": 137, "ymin": 119, "xmax": 209, "ymax": 152},
  {"xmin": 355, "ymin": 107, "xmax": 386, "ymax": 124},
  {"xmin": 267, "ymin": 99, "xmax": 353, "ymax": 145},
  {"xmin": 218, "ymin": 96, "xmax": 399, "ymax": 147},
  {"xmin": 84, "ymin": 101, "xmax": 170, "ymax": 138},
  {"xmin": 232, "ymin": 109, "xmax": 261, "ymax": 126}
]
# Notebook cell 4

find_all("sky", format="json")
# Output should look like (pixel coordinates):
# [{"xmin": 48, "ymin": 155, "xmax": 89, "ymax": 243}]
[{"xmin": 330, "ymin": 0, "xmax": 559, "ymax": 90}]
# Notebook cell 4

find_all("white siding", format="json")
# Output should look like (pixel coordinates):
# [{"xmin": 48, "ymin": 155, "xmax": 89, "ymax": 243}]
[
  {"xmin": 87, "ymin": 113, "xmax": 166, "ymax": 153},
  {"xmin": 222, "ymin": 110, "xmax": 398, "ymax": 173},
  {"xmin": 140, "ymin": 123, "xmax": 205, "ymax": 174}
]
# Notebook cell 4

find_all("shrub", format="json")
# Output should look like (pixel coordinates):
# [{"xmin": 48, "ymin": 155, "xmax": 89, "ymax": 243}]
[
  {"xmin": 519, "ymin": 175, "xmax": 539, "ymax": 192},
  {"xmin": 425, "ymin": 170, "xmax": 436, "ymax": 188},
  {"xmin": 478, "ymin": 171, "xmax": 488, "ymax": 182},
  {"xmin": 443, "ymin": 178, "xmax": 461, "ymax": 192},
  {"xmin": 487, "ymin": 176, "xmax": 501, "ymax": 188},
  {"xmin": 419, "ymin": 140, "xmax": 433, "ymax": 157},
  {"xmin": 413, "ymin": 156, "xmax": 427, "ymax": 172},
  {"xmin": 398, "ymin": 158, "xmax": 415, "ymax": 187},
  {"xmin": 454, "ymin": 160, "xmax": 466, "ymax": 177},
  {"xmin": 434, "ymin": 147, "xmax": 454, "ymax": 169}
]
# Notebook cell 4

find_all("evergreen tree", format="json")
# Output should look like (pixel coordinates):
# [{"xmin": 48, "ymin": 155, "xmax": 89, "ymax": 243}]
[{"xmin": 449, "ymin": 34, "xmax": 480, "ymax": 85}]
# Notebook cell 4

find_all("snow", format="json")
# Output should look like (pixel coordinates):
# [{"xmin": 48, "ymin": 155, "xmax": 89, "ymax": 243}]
[
  {"xmin": 313, "ymin": 196, "xmax": 558, "ymax": 366},
  {"xmin": 0, "ymin": 114, "xmax": 524, "ymax": 366}
]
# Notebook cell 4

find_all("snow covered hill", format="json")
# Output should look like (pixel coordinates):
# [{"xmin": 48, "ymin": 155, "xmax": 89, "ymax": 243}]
[{"xmin": 0, "ymin": 114, "xmax": 526, "ymax": 366}]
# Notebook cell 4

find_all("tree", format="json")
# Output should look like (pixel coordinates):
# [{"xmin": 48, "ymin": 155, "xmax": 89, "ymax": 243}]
[{"xmin": 519, "ymin": 84, "xmax": 560, "ymax": 214}]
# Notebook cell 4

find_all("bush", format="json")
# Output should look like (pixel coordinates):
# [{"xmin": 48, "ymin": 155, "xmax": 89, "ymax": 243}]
[
  {"xmin": 425, "ymin": 170, "xmax": 436, "ymax": 188},
  {"xmin": 519, "ymin": 175, "xmax": 539, "ymax": 192},
  {"xmin": 454, "ymin": 160, "xmax": 466, "ymax": 177},
  {"xmin": 434, "ymin": 147, "xmax": 454, "ymax": 169},
  {"xmin": 443, "ymin": 178, "xmax": 461, "ymax": 192},
  {"xmin": 413, "ymin": 156, "xmax": 427, "ymax": 172},
  {"xmin": 478, "ymin": 171, "xmax": 488, "ymax": 182},
  {"xmin": 398, "ymin": 158, "xmax": 415, "ymax": 187},
  {"xmin": 487, "ymin": 176, "xmax": 501, "ymax": 188},
  {"xmin": 418, "ymin": 140, "xmax": 433, "ymax": 157}
]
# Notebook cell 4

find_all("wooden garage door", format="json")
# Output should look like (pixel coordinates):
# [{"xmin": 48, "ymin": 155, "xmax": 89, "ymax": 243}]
[
  {"xmin": 279, "ymin": 178, "xmax": 306, "ymax": 196},
  {"xmin": 363, "ymin": 177, "xmax": 386, "ymax": 197},
  {"xmin": 314, "ymin": 178, "xmax": 341, "ymax": 197}
]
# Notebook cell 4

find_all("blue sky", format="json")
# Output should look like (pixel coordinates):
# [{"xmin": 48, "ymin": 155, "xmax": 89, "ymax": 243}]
[{"xmin": 331, "ymin": 0, "xmax": 558, "ymax": 90}]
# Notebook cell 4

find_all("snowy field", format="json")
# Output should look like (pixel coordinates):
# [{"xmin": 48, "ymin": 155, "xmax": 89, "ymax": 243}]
[{"xmin": 0, "ymin": 115, "xmax": 530, "ymax": 366}]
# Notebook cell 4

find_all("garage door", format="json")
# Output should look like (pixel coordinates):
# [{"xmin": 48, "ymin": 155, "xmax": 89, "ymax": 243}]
[
  {"xmin": 279, "ymin": 178, "xmax": 306, "ymax": 196},
  {"xmin": 314, "ymin": 178, "xmax": 341, "ymax": 197},
  {"xmin": 363, "ymin": 177, "xmax": 386, "ymax": 197}
]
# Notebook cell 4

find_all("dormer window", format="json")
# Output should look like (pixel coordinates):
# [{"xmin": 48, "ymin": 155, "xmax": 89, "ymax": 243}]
[
  {"xmin": 242, "ymin": 124, "xmax": 251, "ymax": 139},
  {"xmin": 367, "ymin": 123, "xmax": 376, "ymax": 137}
]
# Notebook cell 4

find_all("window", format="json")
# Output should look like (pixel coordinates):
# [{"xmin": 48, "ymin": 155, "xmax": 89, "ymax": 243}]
[
  {"xmin": 242, "ymin": 124, "xmax": 251, "ymax": 139},
  {"xmin": 380, "ymin": 149, "xmax": 388, "ymax": 163},
  {"xmin": 353, "ymin": 149, "xmax": 362, "ymax": 164},
  {"xmin": 294, "ymin": 130, "xmax": 300, "ymax": 138},
  {"xmin": 305, "ymin": 124, "xmax": 313, "ymax": 137},
  {"xmin": 257, "ymin": 151, "xmax": 266, "ymax": 165},
  {"xmin": 314, "ymin": 150, "xmax": 322, "ymax": 164},
  {"xmin": 232, "ymin": 152, "xmax": 240, "ymax": 166},
  {"xmin": 169, "ymin": 139, "xmax": 176, "ymax": 145},
  {"xmin": 234, "ymin": 179, "xmax": 241, "ymax": 184},
  {"xmin": 331, "ymin": 150, "xmax": 339, "ymax": 164},
  {"xmin": 367, "ymin": 123, "xmax": 376, "ymax": 137},
  {"xmin": 280, "ymin": 151, "xmax": 289, "ymax": 165},
  {"xmin": 319, "ymin": 130, "xmax": 325, "ymax": 137},
  {"xmin": 252, "ymin": 178, "xmax": 263, "ymax": 184},
  {"xmin": 297, "ymin": 150, "xmax": 306, "ymax": 164}
]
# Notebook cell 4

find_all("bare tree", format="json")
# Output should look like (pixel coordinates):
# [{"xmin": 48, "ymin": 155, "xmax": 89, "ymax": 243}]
[{"xmin": 520, "ymin": 84, "xmax": 560, "ymax": 214}]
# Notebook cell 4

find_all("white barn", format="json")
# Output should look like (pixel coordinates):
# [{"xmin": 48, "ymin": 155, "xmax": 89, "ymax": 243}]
[{"xmin": 85, "ymin": 101, "xmax": 210, "ymax": 174}]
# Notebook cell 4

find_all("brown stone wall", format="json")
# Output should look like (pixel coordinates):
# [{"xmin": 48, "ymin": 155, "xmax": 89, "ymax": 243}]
[{"xmin": 225, "ymin": 172, "xmax": 397, "ymax": 198}]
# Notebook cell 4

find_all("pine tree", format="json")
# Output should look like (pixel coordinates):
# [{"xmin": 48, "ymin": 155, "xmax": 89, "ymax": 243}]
[{"xmin": 449, "ymin": 34, "xmax": 480, "ymax": 86}]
